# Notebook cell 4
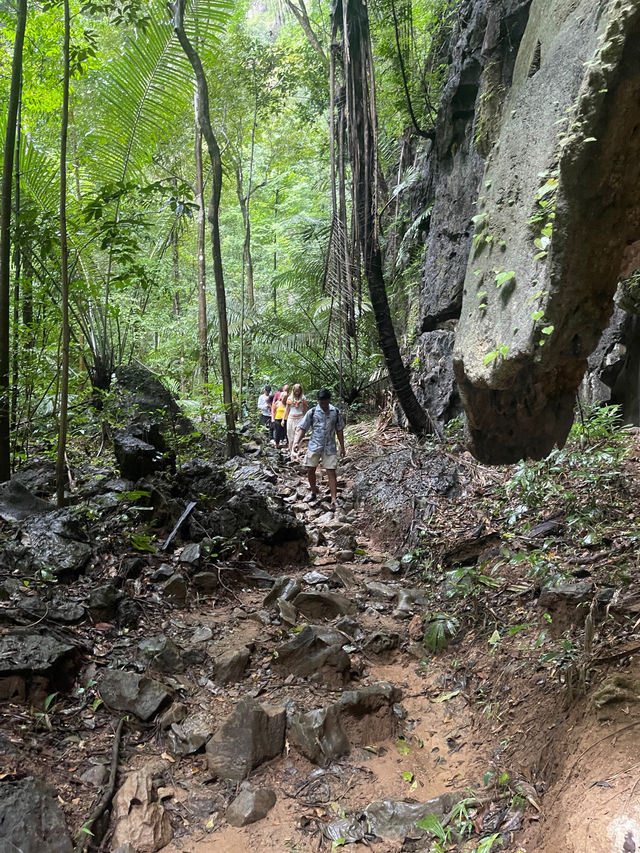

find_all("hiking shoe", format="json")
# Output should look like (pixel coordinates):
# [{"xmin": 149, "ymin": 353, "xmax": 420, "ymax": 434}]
[{"xmin": 304, "ymin": 492, "xmax": 318, "ymax": 503}]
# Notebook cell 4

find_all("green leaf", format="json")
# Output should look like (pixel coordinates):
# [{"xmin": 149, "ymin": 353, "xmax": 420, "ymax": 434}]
[
  {"xmin": 415, "ymin": 813, "xmax": 447, "ymax": 840},
  {"xmin": 531, "ymin": 310, "xmax": 544, "ymax": 321},
  {"xmin": 396, "ymin": 737, "xmax": 410, "ymax": 755},
  {"xmin": 484, "ymin": 350, "xmax": 499, "ymax": 366},
  {"xmin": 541, "ymin": 325, "xmax": 554, "ymax": 335},
  {"xmin": 400, "ymin": 771, "xmax": 414, "ymax": 782},
  {"xmin": 495, "ymin": 270, "xmax": 515, "ymax": 288},
  {"xmin": 430, "ymin": 689, "xmax": 460, "ymax": 703}
]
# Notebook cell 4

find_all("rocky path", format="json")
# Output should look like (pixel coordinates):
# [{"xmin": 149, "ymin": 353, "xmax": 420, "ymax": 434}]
[{"xmin": 143, "ymin": 451, "xmax": 492, "ymax": 853}]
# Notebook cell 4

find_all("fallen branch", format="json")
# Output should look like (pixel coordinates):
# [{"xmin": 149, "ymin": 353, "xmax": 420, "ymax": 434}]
[{"xmin": 75, "ymin": 716, "xmax": 125, "ymax": 853}]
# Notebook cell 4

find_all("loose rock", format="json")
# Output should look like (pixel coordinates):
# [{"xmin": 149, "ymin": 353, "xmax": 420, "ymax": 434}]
[
  {"xmin": 99, "ymin": 669, "xmax": 172, "ymax": 721},
  {"xmin": 226, "ymin": 786, "xmax": 277, "ymax": 827},
  {"xmin": 206, "ymin": 699, "xmax": 286, "ymax": 781}
]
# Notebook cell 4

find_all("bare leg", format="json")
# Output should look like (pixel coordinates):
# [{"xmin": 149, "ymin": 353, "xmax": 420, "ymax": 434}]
[
  {"xmin": 327, "ymin": 469, "xmax": 337, "ymax": 502},
  {"xmin": 307, "ymin": 466, "xmax": 318, "ymax": 496}
]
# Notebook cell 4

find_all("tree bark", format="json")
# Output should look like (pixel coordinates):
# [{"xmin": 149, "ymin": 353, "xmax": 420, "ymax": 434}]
[
  {"xmin": 333, "ymin": 0, "xmax": 429, "ymax": 434},
  {"xmin": 285, "ymin": 0, "xmax": 328, "ymax": 69},
  {"xmin": 11, "ymin": 84, "xmax": 23, "ymax": 442},
  {"xmin": 194, "ymin": 93, "xmax": 209, "ymax": 387},
  {"xmin": 172, "ymin": 0, "xmax": 239, "ymax": 457},
  {"xmin": 0, "ymin": 0, "xmax": 27, "ymax": 482},
  {"xmin": 56, "ymin": 0, "xmax": 71, "ymax": 507}
]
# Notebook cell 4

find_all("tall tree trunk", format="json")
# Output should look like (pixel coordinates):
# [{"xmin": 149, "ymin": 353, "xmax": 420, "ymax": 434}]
[
  {"xmin": 56, "ymin": 0, "xmax": 71, "ymax": 506},
  {"xmin": 194, "ymin": 93, "xmax": 208, "ymax": 387},
  {"xmin": 332, "ymin": 0, "xmax": 429, "ymax": 434},
  {"xmin": 172, "ymin": 0, "xmax": 239, "ymax": 457},
  {"xmin": 0, "ymin": 0, "xmax": 27, "ymax": 482},
  {"xmin": 11, "ymin": 84, "xmax": 22, "ymax": 443}
]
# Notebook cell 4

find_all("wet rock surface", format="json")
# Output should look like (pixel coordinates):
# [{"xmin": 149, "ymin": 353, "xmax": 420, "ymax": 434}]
[{"xmin": 0, "ymin": 777, "xmax": 74, "ymax": 852}]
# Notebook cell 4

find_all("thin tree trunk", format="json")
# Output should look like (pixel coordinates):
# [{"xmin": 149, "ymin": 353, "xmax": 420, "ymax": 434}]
[
  {"xmin": 11, "ymin": 84, "xmax": 22, "ymax": 443},
  {"xmin": 0, "ymin": 0, "xmax": 27, "ymax": 482},
  {"xmin": 172, "ymin": 0, "xmax": 239, "ymax": 457},
  {"xmin": 273, "ymin": 188, "xmax": 279, "ymax": 314},
  {"xmin": 56, "ymin": 0, "xmax": 71, "ymax": 506},
  {"xmin": 194, "ymin": 93, "xmax": 208, "ymax": 387},
  {"xmin": 333, "ymin": 0, "xmax": 428, "ymax": 434}
]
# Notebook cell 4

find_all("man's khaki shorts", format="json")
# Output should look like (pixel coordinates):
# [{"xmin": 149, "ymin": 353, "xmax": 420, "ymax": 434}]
[{"xmin": 304, "ymin": 450, "xmax": 338, "ymax": 470}]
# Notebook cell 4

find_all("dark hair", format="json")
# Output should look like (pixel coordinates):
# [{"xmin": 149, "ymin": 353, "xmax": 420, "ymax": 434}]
[
  {"xmin": 317, "ymin": 388, "xmax": 331, "ymax": 400},
  {"xmin": 265, "ymin": 385, "xmax": 271, "ymax": 394}
]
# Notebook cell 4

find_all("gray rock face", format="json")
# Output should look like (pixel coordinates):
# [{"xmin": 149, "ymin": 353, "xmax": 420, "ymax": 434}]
[
  {"xmin": 99, "ymin": 669, "xmax": 172, "ymax": 720},
  {"xmin": 454, "ymin": 0, "xmax": 640, "ymax": 462},
  {"xmin": 292, "ymin": 591, "xmax": 357, "ymax": 620},
  {"xmin": 192, "ymin": 571, "xmax": 219, "ymax": 593},
  {"xmin": 226, "ymin": 786, "xmax": 277, "ymax": 827},
  {"xmin": 274, "ymin": 625, "xmax": 351, "ymax": 682},
  {"xmin": 0, "ymin": 777, "xmax": 73, "ymax": 852},
  {"xmin": 401, "ymin": 331, "xmax": 461, "ymax": 432},
  {"xmin": 88, "ymin": 582, "xmax": 121, "ymax": 621},
  {"xmin": 206, "ymin": 699, "xmax": 286, "ymax": 781},
  {"xmin": 288, "ymin": 705, "xmax": 350, "ymax": 765},
  {"xmin": 162, "ymin": 573, "xmax": 187, "ymax": 604}
]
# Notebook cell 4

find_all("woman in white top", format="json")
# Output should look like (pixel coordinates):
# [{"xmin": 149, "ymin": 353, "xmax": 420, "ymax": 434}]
[{"xmin": 283, "ymin": 384, "xmax": 308, "ymax": 452}]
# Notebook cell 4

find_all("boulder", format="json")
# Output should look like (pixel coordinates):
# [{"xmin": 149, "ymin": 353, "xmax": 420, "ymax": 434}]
[
  {"xmin": 206, "ymin": 699, "xmax": 286, "ymax": 781},
  {"xmin": 0, "ymin": 777, "xmax": 73, "ymax": 852},
  {"xmin": 274, "ymin": 625, "xmax": 351, "ymax": 682},
  {"xmin": 16, "ymin": 509, "xmax": 92, "ymax": 578},
  {"xmin": 113, "ymin": 428, "xmax": 166, "ymax": 480},
  {"xmin": 292, "ymin": 591, "xmax": 357, "ymax": 620},
  {"xmin": 99, "ymin": 669, "xmax": 172, "ymax": 720},
  {"xmin": 226, "ymin": 786, "xmax": 277, "ymax": 827},
  {"xmin": 138, "ymin": 636, "xmax": 184, "ymax": 673},
  {"xmin": 88, "ymin": 582, "xmax": 121, "ymax": 622}
]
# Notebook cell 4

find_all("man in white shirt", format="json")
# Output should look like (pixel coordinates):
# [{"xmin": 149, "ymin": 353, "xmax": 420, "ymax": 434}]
[
  {"xmin": 257, "ymin": 385, "xmax": 272, "ymax": 429},
  {"xmin": 293, "ymin": 388, "xmax": 346, "ymax": 507}
]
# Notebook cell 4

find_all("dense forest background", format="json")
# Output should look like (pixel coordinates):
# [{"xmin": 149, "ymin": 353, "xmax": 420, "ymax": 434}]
[{"xmin": 0, "ymin": 0, "xmax": 457, "ymax": 476}]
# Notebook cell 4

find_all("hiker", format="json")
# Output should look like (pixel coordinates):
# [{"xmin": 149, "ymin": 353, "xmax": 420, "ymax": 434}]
[
  {"xmin": 283, "ymin": 383, "xmax": 308, "ymax": 455},
  {"xmin": 292, "ymin": 388, "xmax": 346, "ymax": 507},
  {"xmin": 257, "ymin": 385, "xmax": 272, "ymax": 429},
  {"xmin": 271, "ymin": 386, "xmax": 288, "ymax": 447}
]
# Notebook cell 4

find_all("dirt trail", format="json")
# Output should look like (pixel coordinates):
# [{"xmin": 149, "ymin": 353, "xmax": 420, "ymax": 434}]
[{"xmin": 155, "ymin": 449, "xmax": 494, "ymax": 853}]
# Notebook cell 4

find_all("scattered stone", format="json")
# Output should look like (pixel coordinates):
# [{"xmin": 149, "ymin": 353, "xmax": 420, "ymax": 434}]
[
  {"xmin": 363, "ymin": 631, "xmax": 400, "ymax": 655},
  {"xmin": 365, "ymin": 793, "xmax": 461, "ymax": 840},
  {"xmin": 179, "ymin": 542, "xmax": 201, "ymax": 565},
  {"xmin": 303, "ymin": 569, "xmax": 330, "ymax": 585},
  {"xmin": 330, "ymin": 565, "xmax": 356, "ymax": 588},
  {"xmin": 288, "ymin": 705, "xmax": 349, "ymax": 765},
  {"xmin": 393, "ymin": 588, "xmax": 428, "ymax": 620},
  {"xmin": 99, "ymin": 669, "xmax": 172, "ymax": 721},
  {"xmin": 192, "ymin": 572, "xmax": 219, "ymax": 593},
  {"xmin": 117, "ymin": 598, "xmax": 141, "ymax": 629},
  {"xmin": 111, "ymin": 762, "xmax": 173, "ymax": 853},
  {"xmin": 166, "ymin": 715, "xmax": 210, "ymax": 756},
  {"xmin": 226, "ymin": 786, "xmax": 277, "ymax": 827},
  {"xmin": 162, "ymin": 573, "xmax": 187, "ymax": 604},
  {"xmin": 335, "ymin": 616, "xmax": 361, "ymax": 638},
  {"xmin": 192, "ymin": 625, "xmax": 214, "ymax": 643},
  {"xmin": 88, "ymin": 582, "xmax": 122, "ymax": 622},
  {"xmin": 79, "ymin": 763, "xmax": 108, "ymax": 787},
  {"xmin": 138, "ymin": 636, "xmax": 184, "ymax": 674},
  {"xmin": 336, "ymin": 550, "xmax": 355, "ymax": 562},
  {"xmin": 277, "ymin": 598, "xmax": 298, "ymax": 627},
  {"xmin": 206, "ymin": 699, "xmax": 286, "ymax": 781},
  {"xmin": 365, "ymin": 581, "xmax": 398, "ymax": 601},
  {"xmin": 274, "ymin": 624, "xmax": 351, "ymax": 682},
  {"xmin": 263, "ymin": 576, "xmax": 301, "ymax": 607},
  {"xmin": 158, "ymin": 702, "xmax": 188, "ymax": 729},
  {"xmin": 113, "ymin": 429, "xmax": 167, "ymax": 480},
  {"xmin": 214, "ymin": 647, "xmax": 250, "ymax": 684},
  {"xmin": 0, "ymin": 777, "xmax": 73, "ymax": 852},
  {"xmin": 293, "ymin": 590, "xmax": 357, "ymax": 620},
  {"xmin": 18, "ymin": 510, "xmax": 92, "ymax": 578},
  {"xmin": 538, "ymin": 581, "xmax": 594, "ymax": 636},
  {"xmin": 382, "ymin": 558, "xmax": 402, "ymax": 575},
  {"xmin": 151, "ymin": 564, "xmax": 174, "ymax": 582}
]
